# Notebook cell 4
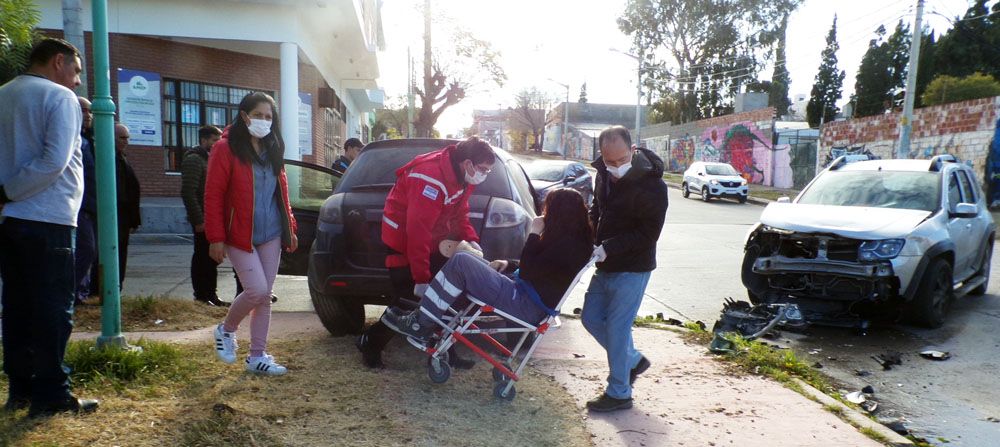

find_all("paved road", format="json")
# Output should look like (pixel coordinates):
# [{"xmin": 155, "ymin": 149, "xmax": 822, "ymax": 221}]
[{"xmin": 115, "ymin": 185, "xmax": 1000, "ymax": 445}]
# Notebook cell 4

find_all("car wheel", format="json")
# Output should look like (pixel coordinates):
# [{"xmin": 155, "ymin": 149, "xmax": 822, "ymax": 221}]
[
  {"xmin": 310, "ymin": 285, "xmax": 365, "ymax": 336},
  {"xmin": 701, "ymin": 186, "xmax": 711, "ymax": 202},
  {"xmin": 909, "ymin": 257, "xmax": 954, "ymax": 328},
  {"xmin": 970, "ymin": 240, "xmax": 993, "ymax": 296},
  {"xmin": 682, "ymin": 183, "xmax": 690, "ymax": 198},
  {"xmin": 738, "ymin": 196, "xmax": 747, "ymax": 204}
]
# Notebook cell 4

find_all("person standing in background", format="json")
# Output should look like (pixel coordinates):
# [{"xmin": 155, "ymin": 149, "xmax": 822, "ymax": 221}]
[
  {"xmin": 182, "ymin": 125, "xmax": 229, "ymax": 306},
  {"xmin": 74, "ymin": 96, "xmax": 99, "ymax": 305},
  {"xmin": 113, "ymin": 123, "xmax": 141, "ymax": 289}
]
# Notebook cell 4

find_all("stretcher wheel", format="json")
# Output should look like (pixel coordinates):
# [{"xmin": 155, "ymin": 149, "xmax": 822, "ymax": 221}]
[
  {"xmin": 492, "ymin": 364, "xmax": 512, "ymax": 383},
  {"xmin": 427, "ymin": 355, "xmax": 451, "ymax": 384},
  {"xmin": 493, "ymin": 382, "xmax": 516, "ymax": 400}
]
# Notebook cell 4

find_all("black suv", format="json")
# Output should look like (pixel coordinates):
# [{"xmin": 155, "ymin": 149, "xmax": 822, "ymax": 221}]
[{"xmin": 308, "ymin": 139, "xmax": 540, "ymax": 335}]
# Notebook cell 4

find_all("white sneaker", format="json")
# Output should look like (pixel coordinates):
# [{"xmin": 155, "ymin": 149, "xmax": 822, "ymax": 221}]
[
  {"xmin": 214, "ymin": 324, "xmax": 238, "ymax": 364},
  {"xmin": 245, "ymin": 353, "xmax": 288, "ymax": 376}
]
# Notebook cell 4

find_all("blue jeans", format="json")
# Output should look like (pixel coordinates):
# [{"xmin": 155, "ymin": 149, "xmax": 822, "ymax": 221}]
[
  {"xmin": 581, "ymin": 270, "xmax": 651, "ymax": 399},
  {"xmin": 0, "ymin": 217, "xmax": 77, "ymax": 404}
]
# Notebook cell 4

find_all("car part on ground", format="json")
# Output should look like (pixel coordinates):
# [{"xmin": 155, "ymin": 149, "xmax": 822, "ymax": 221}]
[{"xmin": 709, "ymin": 299, "xmax": 806, "ymax": 353}]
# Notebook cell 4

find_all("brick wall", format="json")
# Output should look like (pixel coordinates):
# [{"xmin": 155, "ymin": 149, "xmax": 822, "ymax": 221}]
[
  {"xmin": 819, "ymin": 96, "xmax": 1000, "ymax": 176},
  {"xmin": 44, "ymin": 30, "xmax": 335, "ymax": 196}
]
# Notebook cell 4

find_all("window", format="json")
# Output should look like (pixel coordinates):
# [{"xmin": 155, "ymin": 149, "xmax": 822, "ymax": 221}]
[
  {"xmin": 323, "ymin": 108, "xmax": 346, "ymax": 167},
  {"xmin": 957, "ymin": 170, "xmax": 977, "ymax": 204},
  {"xmin": 162, "ymin": 79, "xmax": 264, "ymax": 172},
  {"xmin": 948, "ymin": 173, "xmax": 962, "ymax": 207},
  {"xmin": 507, "ymin": 160, "xmax": 539, "ymax": 216}
]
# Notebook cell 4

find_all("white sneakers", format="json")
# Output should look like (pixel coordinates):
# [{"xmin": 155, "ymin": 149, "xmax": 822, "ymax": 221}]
[
  {"xmin": 214, "ymin": 324, "xmax": 238, "ymax": 364},
  {"xmin": 214, "ymin": 324, "xmax": 287, "ymax": 376},
  {"xmin": 245, "ymin": 353, "xmax": 288, "ymax": 376}
]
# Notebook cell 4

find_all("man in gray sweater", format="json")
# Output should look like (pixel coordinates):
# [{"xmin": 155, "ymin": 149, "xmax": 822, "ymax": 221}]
[{"xmin": 0, "ymin": 38, "xmax": 99, "ymax": 417}]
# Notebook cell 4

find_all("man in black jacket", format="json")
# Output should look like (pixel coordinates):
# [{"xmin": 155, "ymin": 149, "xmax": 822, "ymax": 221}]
[
  {"xmin": 331, "ymin": 137, "xmax": 363, "ymax": 176},
  {"xmin": 114, "ymin": 123, "xmax": 141, "ymax": 289},
  {"xmin": 181, "ymin": 125, "xmax": 227, "ymax": 306},
  {"xmin": 581, "ymin": 126, "xmax": 668, "ymax": 412}
]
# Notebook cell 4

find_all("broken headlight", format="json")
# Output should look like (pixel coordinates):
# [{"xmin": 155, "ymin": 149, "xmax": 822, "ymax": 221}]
[{"xmin": 859, "ymin": 239, "xmax": 905, "ymax": 261}]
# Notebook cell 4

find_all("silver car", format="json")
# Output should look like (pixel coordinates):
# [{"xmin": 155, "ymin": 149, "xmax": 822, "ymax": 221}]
[{"xmin": 741, "ymin": 155, "xmax": 995, "ymax": 328}]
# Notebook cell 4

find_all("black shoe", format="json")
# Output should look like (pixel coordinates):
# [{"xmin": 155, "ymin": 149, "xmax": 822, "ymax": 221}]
[
  {"xmin": 585, "ymin": 393, "xmax": 633, "ymax": 413},
  {"xmin": 3, "ymin": 397, "xmax": 29, "ymax": 412},
  {"xmin": 383, "ymin": 306, "xmax": 409, "ymax": 321},
  {"xmin": 630, "ymin": 356, "xmax": 651, "ymax": 385},
  {"xmin": 355, "ymin": 334, "xmax": 384, "ymax": 369},
  {"xmin": 205, "ymin": 297, "xmax": 231, "ymax": 307},
  {"xmin": 380, "ymin": 311, "xmax": 434, "ymax": 342},
  {"xmin": 28, "ymin": 397, "xmax": 99, "ymax": 418}
]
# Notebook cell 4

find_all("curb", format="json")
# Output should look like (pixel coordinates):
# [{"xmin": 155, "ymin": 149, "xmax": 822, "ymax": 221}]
[
  {"xmin": 664, "ymin": 181, "xmax": 774, "ymax": 206},
  {"xmin": 791, "ymin": 378, "xmax": 914, "ymax": 447}
]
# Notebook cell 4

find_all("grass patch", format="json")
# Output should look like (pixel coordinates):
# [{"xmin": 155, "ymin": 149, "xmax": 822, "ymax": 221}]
[
  {"xmin": 1, "ymin": 335, "xmax": 591, "ymax": 446},
  {"xmin": 662, "ymin": 173, "xmax": 683, "ymax": 184},
  {"xmin": 858, "ymin": 426, "xmax": 891, "ymax": 444},
  {"xmin": 73, "ymin": 295, "xmax": 228, "ymax": 332},
  {"xmin": 750, "ymin": 189, "xmax": 795, "ymax": 202}
]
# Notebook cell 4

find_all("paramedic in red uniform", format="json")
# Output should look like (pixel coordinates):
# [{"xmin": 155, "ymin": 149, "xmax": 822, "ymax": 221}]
[{"xmin": 355, "ymin": 137, "xmax": 497, "ymax": 369}]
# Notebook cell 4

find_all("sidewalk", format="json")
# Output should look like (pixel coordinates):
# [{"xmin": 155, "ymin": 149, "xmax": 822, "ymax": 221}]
[{"xmin": 69, "ymin": 312, "xmax": 897, "ymax": 447}]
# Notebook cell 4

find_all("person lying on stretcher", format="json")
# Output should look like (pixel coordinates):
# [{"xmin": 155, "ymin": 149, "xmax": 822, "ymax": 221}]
[{"xmin": 380, "ymin": 189, "xmax": 595, "ymax": 341}]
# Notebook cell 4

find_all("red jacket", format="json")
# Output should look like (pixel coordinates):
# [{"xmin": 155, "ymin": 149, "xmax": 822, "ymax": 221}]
[
  {"xmin": 204, "ymin": 131, "xmax": 297, "ymax": 253},
  {"xmin": 382, "ymin": 145, "xmax": 478, "ymax": 284}
]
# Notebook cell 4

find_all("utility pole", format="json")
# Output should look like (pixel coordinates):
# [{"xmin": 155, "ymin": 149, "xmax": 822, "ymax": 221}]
[
  {"xmin": 635, "ymin": 56, "xmax": 642, "ymax": 145},
  {"xmin": 897, "ymin": 0, "xmax": 925, "ymax": 159},
  {"xmin": 406, "ymin": 46, "xmax": 415, "ymax": 138},
  {"xmin": 62, "ymin": 0, "xmax": 88, "ymax": 95}
]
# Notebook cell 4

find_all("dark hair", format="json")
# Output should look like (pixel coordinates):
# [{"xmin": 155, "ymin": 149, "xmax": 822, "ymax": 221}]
[
  {"xmin": 542, "ymin": 188, "xmax": 594, "ymax": 246},
  {"xmin": 29, "ymin": 38, "xmax": 80, "ymax": 67},
  {"xmin": 199, "ymin": 125, "xmax": 222, "ymax": 141},
  {"xmin": 598, "ymin": 125, "xmax": 632, "ymax": 149},
  {"xmin": 227, "ymin": 92, "xmax": 284, "ymax": 175},
  {"xmin": 452, "ymin": 136, "xmax": 496, "ymax": 166},
  {"xmin": 344, "ymin": 138, "xmax": 364, "ymax": 150}
]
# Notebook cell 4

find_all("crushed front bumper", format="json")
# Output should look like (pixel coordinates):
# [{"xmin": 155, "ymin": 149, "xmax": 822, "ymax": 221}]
[{"xmin": 753, "ymin": 256, "xmax": 895, "ymax": 279}]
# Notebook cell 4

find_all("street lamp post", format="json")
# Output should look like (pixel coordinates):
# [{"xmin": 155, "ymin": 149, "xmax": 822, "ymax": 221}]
[
  {"xmin": 610, "ymin": 48, "xmax": 644, "ymax": 146},
  {"xmin": 548, "ymin": 78, "xmax": 570, "ymax": 159}
]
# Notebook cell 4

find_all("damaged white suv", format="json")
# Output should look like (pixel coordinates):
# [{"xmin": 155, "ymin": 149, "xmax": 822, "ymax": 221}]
[{"xmin": 741, "ymin": 155, "xmax": 995, "ymax": 328}]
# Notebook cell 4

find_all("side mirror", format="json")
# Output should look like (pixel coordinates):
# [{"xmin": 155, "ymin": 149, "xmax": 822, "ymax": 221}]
[
  {"xmin": 776, "ymin": 196, "xmax": 791, "ymax": 203},
  {"xmin": 563, "ymin": 175, "xmax": 576, "ymax": 185},
  {"xmin": 951, "ymin": 202, "xmax": 978, "ymax": 218}
]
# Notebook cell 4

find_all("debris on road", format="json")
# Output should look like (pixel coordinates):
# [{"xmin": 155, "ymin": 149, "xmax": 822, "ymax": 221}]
[
  {"xmin": 854, "ymin": 369, "xmax": 872, "ymax": 377},
  {"xmin": 872, "ymin": 352, "xmax": 903, "ymax": 370},
  {"xmin": 860, "ymin": 401, "xmax": 879, "ymax": 414},
  {"xmin": 812, "ymin": 362, "xmax": 823, "ymax": 369},
  {"xmin": 861, "ymin": 385, "xmax": 875, "ymax": 394},
  {"xmin": 845, "ymin": 391, "xmax": 866, "ymax": 404},
  {"xmin": 919, "ymin": 350, "xmax": 951, "ymax": 361}
]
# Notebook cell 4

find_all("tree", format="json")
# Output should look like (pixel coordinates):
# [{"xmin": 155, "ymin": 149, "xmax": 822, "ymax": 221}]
[
  {"xmin": 619, "ymin": 0, "xmax": 802, "ymax": 123},
  {"xmin": 578, "ymin": 82, "xmax": 588, "ymax": 103},
  {"xmin": 921, "ymin": 72, "xmax": 1000, "ymax": 106},
  {"xmin": 769, "ymin": 14, "xmax": 792, "ymax": 117},
  {"xmin": 934, "ymin": 0, "xmax": 1000, "ymax": 80},
  {"xmin": 806, "ymin": 16, "xmax": 845, "ymax": 127},
  {"xmin": 507, "ymin": 87, "xmax": 552, "ymax": 150},
  {"xmin": 413, "ymin": 0, "xmax": 506, "ymax": 137},
  {"xmin": 851, "ymin": 20, "xmax": 910, "ymax": 117},
  {"xmin": 0, "ymin": 0, "xmax": 40, "ymax": 85},
  {"xmin": 372, "ymin": 97, "xmax": 409, "ymax": 141}
]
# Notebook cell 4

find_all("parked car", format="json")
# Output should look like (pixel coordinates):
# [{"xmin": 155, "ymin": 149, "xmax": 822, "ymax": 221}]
[
  {"xmin": 524, "ymin": 160, "xmax": 593, "ymax": 204},
  {"xmin": 308, "ymin": 139, "xmax": 540, "ymax": 335},
  {"xmin": 681, "ymin": 162, "xmax": 748, "ymax": 203},
  {"xmin": 277, "ymin": 160, "xmax": 342, "ymax": 275},
  {"xmin": 741, "ymin": 155, "xmax": 995, "ymax": 328}
]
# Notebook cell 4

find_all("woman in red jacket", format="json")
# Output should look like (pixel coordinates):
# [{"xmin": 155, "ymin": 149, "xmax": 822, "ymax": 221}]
[{"xmin": 205, "ymin": 92, "xmax": 298, "ymax": 376}]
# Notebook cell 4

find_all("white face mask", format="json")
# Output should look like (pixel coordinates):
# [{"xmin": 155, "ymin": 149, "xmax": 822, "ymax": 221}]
[
  {"xmin": 608, "ymin": 162, "xmax": 632, "ymax": 179},
  {"xmin": 248, "ymin": 119, "xmax": 272, "ymax": 138},
  {"xmin": 465, "ymin": 170, "xmax": 488, "ymax": 185}
]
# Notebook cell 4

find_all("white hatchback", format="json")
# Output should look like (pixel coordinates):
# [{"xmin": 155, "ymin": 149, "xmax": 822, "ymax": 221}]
[{"xmin": 682, "ymin": 162, "xmax": 749, "ymax": 203}]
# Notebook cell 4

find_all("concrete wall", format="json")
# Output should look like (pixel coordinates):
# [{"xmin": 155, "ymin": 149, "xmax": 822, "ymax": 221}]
[
  {"xmin": 639, "ymin": 108, "xmax": 795, "ymax": 188},
  {"xmin": 819, "ymin": 96, "xmax": 1000, "ymax": 179}
]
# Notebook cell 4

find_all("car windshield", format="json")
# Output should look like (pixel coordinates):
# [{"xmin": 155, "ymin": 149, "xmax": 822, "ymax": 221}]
[
  {"xmin": 335, "ymin": 145, "xmax": 509, "ymax": 197},
  {"xmin": 524, "ymin": 163, "xmax": 566, "ymax": 182},
  {"xmin": 797, "ymin": 170, "xmax": 941, "ymax": 212},
  {"xmin": 705, "ymin": 164, "xmax": 738, "ymax": 176}
]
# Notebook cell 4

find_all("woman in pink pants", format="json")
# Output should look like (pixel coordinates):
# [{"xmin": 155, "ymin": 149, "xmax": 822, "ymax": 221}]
[{"xmin": 204, "ymin": 92, "xmax": 298, "ymax": 376}]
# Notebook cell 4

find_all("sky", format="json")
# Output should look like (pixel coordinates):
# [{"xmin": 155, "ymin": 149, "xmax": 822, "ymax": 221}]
[{"xmin": 376, "ymin": 0, "xmax": 985, "ymax": 135}]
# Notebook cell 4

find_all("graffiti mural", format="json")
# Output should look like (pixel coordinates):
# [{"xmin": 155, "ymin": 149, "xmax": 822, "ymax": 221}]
[
  {"xmin": 668, "ymin": 137, "xmax": 696, "ymax": 172},
  {"xmin": 662, "ymin": 120, "xmax": 792, "ymax": 187}
]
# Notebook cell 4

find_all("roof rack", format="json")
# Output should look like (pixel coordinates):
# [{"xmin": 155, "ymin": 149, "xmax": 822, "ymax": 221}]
[{"xmin": 929, "ymin": 154, "xmax": 957, "ymax": 171}]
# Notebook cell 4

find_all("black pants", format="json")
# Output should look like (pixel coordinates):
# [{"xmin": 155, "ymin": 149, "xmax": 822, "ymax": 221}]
[
  {"xmin": 117, "ymin": 223, "xmax": 130, "ymax": 289},
  {"xmin": 0, "ymin": 218, "xmax": 76, "ymax": 404},
  {"xmin": 191, "ymin": 230, "xmax": 219, "ymax": 301},
  {"xmin": 363, "ymin": 252, "xmax": 448, "ymax": 353},
  {"xmin": 74, "ymin": 212, "xmax": 97, "ymax": 300}
]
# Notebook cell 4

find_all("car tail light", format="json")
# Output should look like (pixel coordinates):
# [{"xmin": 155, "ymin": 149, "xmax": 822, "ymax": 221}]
[
  {"xmin": 319, "ymin": 194, "xmax": 345, "ymax": 224},
  {"xmin": 328, "ymin": 280, "xmax": 348, "ymax": 287},
  {"xmin": 484, "ymin": 197, "xmax": 529, "ymax": 229}
]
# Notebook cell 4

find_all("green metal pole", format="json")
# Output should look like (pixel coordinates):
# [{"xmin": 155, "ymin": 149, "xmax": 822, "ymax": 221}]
[{"xmin": 91, "ymin": 0, "xmax": 125, "ymax": 348}]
